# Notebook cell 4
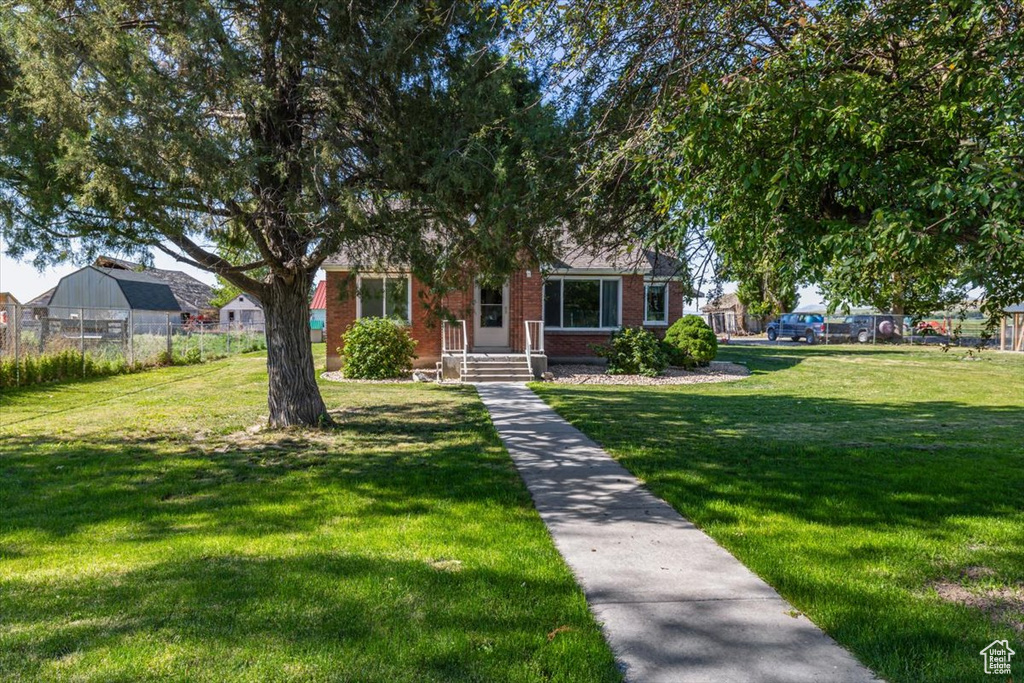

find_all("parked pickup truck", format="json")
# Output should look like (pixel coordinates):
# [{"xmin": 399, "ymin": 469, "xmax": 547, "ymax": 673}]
[
  {"xmin": 765, "ymin": 313, "xmax": 825, "ymax": 344},
  {"xmin": 828, "ymin": 315, "xmax": 902, "ymax": 343}
]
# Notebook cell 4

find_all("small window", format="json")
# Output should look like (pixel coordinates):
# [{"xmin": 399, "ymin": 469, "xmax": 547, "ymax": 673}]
[
  {"xmin": 358, "ymin": 275, "xmax": 410, "ymax": 322},
  {"xmin": 644, "ymin": 283, "xmax": 668, "ymax": 324}
]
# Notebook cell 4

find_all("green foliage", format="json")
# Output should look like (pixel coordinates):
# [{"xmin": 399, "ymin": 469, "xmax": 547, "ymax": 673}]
[
  {"xmin": 595, "ymin": 327, "xmax": 667, "ymax": 377},
  {"xmin": 340, "ymin": 317, "xmax": 418, "ymax": 380},
  {"xmin": 664, "ymin": 316, "xmax": 718, "ymax": 368},
  {"xmin": 735, "ymin": 276, "xmax": 799, "ymax": 320},
  {"xmin": 0, "ymin": 336, "xmax": 225, "ymax": 389},
  {"xmin": 509, "ymin": 0, "xmax": 1024, "ymax": 318},
  {"xmin": 0, "ymin": 1, "xmax": 578, "ymax": 426},
  {"xmin": 0, "ymin": 350, "xmax": 127, "ymax": 388}
]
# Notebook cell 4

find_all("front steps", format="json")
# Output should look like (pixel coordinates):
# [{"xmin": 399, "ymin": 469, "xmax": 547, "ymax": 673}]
[{"xmin": 439, "ymin": 353, "xmax": 540, "ymax": 382}]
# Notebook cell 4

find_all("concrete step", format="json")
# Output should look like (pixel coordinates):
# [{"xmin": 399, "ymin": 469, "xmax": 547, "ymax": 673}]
[
  {"xmin": 462, "ymin": 371, "xmax": 535, "ymax": 382},
  {"xmin": 464, "ymin": 362, "xmax": 531, "ymax": 372}
]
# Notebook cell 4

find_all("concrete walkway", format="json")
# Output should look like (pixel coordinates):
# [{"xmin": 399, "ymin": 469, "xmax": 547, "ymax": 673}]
[{"xmin": 476, "ymin": 383, "xmax": 878, "ymax": 683}]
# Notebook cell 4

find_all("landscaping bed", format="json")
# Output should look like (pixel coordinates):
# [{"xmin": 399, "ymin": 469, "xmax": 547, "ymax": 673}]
[{"xmin": 548, "ymin": 360, "xmax": 749, "ymax": 385}]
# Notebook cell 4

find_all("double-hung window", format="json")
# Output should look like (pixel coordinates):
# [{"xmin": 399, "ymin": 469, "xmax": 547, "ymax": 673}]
[
  {"xmin": 644, "ymin": 282, "xmax": 668, "ymax": 324},
  {"xmin": 544, "ymin": 278, "xmax": 620, "ymax": 329},
  {"xmin": 357, "ymin": 275, "xmax": 410, "ymax": 323}
]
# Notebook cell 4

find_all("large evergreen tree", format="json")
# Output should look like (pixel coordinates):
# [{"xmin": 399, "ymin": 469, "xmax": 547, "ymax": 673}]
[{"xmin": 0, "ymin": 1, "xmax": 569, "ymax": 426}]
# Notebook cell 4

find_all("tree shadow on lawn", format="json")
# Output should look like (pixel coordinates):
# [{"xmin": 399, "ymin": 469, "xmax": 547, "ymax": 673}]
[
  {"xmin": 0, "ymin": 401, "xmax": 528, "ymax": 541},
  {"xmin": 0, "ymin": 394, "xmax": 620, "ymax": 680},
  {"xmin": 1, "ymin": 552, "xmax": 612, "ymax": 682},
  {"xmin": 536, "ymin": 387, "xmax": 1024, "ymax": 681},
  {"xmin": 535, "ymin": 388, "xmax": 1024, "ymax": 554}
]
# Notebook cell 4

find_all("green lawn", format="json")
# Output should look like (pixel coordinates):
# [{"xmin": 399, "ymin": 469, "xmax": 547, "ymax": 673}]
[
  {"xmin": 0, "ymin": 348, "xmax": 620, "ymax": 682},
  {"xmin": 533, "ymin": 345, "xmax": 1024, "ymax": 683}
]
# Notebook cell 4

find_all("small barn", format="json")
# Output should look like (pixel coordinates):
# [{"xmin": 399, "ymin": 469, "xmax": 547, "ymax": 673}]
[
  {"xmin": 220, "ymin": 293, "xmax": 264, "ymax": 329},
  {"xmin": 702, "ymin": 292, "xmax": 764, "ymax": 335},
  {"xmin": 93, "ymin": 256, "xmax": 216, "ymax": 320},
  {"xmin": 48, "ymin": 266, "xmax": 182, "ymax": 324},
  {"xmin": 21, "ymin": 287, "xmax": 55, "ymax": 323},
  {"xmin": 1000, "ymin": 303, "xmax": 1024, "ymax": 352}
]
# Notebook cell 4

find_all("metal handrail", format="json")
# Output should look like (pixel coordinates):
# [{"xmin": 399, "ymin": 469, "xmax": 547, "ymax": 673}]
[
  {"xmin": 524, "ymin": 320, "xmax": 544, "ymax": 367},
  {"xmin": 441, "ymin": 319, "xmax": 469, "ymax": 379},
  {"xmin": 525, "ymin": 320, "xmax": 532, "ymax": 367},
  {"xmin": 460, "ymin": 319, "xmax": 468, "ymax": 375}
]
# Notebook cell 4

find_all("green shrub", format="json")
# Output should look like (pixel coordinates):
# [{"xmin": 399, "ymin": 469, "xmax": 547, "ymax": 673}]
[
  {"xmin": 595, "ymin": 327, "xmax": 667, "ymax": 377},
  {"xmin": 340, "ymin": 317, "xmax": 417, "ymax": 379},
  {"xmin": 664, "ymin": 316, "xmax": 718, "ymax": 368}
]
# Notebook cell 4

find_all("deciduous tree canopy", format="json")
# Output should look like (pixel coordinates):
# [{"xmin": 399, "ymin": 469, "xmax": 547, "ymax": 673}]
[{"xmin": 509, "ymin": 0, "xmax": 1024, "ymax": 316}]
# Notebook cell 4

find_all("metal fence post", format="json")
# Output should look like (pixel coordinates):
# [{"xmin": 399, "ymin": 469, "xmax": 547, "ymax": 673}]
[
  {"xmin": 166, "ymin": 313, "xmax": 173, "ymax": 358},
  {"xmin": 200, "ymin": 323, "xmax": 204, "ymax": 361},
  {"xmin": 872, "ymin": 314, "xmax": 877, "ymax": 345},
  {"xmin": 128, "ymin": 310, "xmax": 134, "ymax": 366},
  {"xmin": 12, "ymin": 303, "xmax": 21, "ymax": 385}
]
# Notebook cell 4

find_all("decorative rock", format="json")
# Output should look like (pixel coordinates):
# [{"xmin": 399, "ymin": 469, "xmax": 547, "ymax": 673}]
[{"xmin": 549, "ymin": 362, "xmax": 749, "ymax": 385}]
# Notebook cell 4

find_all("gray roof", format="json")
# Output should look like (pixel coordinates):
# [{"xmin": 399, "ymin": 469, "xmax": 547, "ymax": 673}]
[
  {"xmin": 546, "ymin": 237, "xmax": 685, "ymax": 277},
  {"xmin": 701, "ymin": 292, "xmax": 743, "ymax": 313},
  {"xmin": 25, "ymin": 287, "xmax": 55, "ymax": 308},
  {"xmin": 95, "ymin": 267, "xmax": 182, "ymax": 312},
  {"xmin": 1006, "ymin": 302, "xmax": 1024, "ymax": 314},
  {"xmin": 324, "ymin": 233, "xmax": 686, "ymax": 278},
  {"xmin": 94, "ymin": 256, "xmax": 215, "ymax": 313}
]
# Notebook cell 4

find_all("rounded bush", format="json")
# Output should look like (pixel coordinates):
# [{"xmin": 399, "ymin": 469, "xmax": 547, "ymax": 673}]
[
  {"xmin": 340, "ymin": 317, "xmax": 418, "ymax": 380},
  {"xmin": 664, "ymin": 316, "xmax": 718, "ymax": 368},
  {"xmin": 596, "ymin": 327, "xmax": 667, "ymax": 377}
]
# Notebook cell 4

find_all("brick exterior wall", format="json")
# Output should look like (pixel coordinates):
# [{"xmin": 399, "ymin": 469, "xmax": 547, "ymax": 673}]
[
  {"xmin": 325, "ymin": 270, "xmax": 478, "ymax": 371},
  {"xmin": 324, "ymin": 268, "xmax": 687, "ymax": 369},
  {"xmin": 545, "ymin": 275, "xmax": 689, "ymax": 361}
]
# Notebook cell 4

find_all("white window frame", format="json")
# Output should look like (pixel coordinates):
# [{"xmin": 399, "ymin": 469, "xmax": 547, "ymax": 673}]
[
  {"xmin": 644, "ymin": 281, "xmax": 669, "ymax": 325},
  {"xmin": 544, "ymin": 276, "xmax": 623, "ymax": 331},
  {"xmin": 355, "ymin": 273, "xmax": 413, "ymax": 324}
]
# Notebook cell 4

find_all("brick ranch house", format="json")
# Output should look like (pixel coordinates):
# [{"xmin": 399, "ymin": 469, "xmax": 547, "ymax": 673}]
[{"xmin": 323, "ymin": 243, "xmax": 690, "ymax": 380}]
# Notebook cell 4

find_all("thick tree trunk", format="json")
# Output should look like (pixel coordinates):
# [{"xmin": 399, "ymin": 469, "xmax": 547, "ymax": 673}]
[{"xmin": 261, "ymin": 275, "xmax": 330, "ymax": 428}]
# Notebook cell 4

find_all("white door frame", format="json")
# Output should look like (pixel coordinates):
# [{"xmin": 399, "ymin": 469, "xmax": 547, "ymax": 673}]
[{"xmin": 473, "ymin": 280, "xmax": 510, "ymax": 349}]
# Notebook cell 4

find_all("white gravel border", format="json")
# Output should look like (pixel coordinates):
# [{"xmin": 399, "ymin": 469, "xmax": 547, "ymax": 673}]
[
  {"xmin": 548, "ymin": 361, "xmax": 750, "ymax": 385},
  {"xmin": 320, "ymin": 370, "xmax": 417, "ymax": 384}
]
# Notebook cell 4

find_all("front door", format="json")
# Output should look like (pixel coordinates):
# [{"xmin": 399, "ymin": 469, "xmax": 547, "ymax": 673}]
[{"xmin": 474, "ymin": 281, "xmax": 509, "ymax": 349}]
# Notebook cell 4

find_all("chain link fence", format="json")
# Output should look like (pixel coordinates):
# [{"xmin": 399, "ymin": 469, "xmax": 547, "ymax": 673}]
[
  {"xmin": 705, "ymin": 310, "xmax": 1003, "ymax": 348},
  {"xmin": 1, "ymin": 302, "xmax": 266, "ymax": 385}
]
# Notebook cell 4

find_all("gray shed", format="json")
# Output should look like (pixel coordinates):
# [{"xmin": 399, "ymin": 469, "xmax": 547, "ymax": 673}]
[{"xmin": 48, "ymin": 266, "xmax": 182, "ymax": 324}]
